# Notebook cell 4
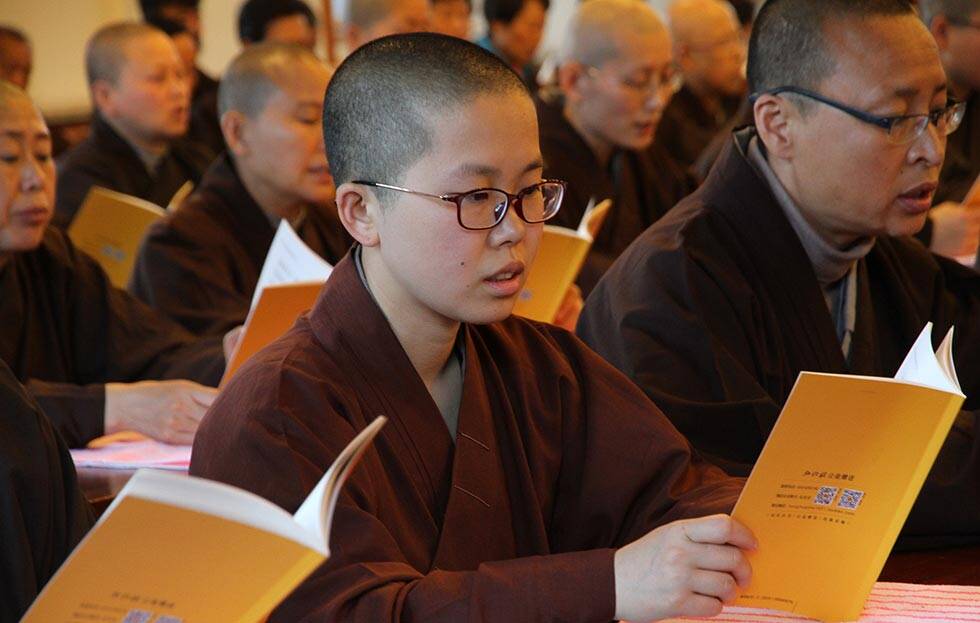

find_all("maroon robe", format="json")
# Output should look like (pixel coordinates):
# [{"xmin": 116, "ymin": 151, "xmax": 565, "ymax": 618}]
[
  {"xmin": 129, "ymin": 154, "xmax": 352, "ymax": 336},
  {"xmin": 579, "ymin": 128, "xmax": 980, "ymax": 545},
  {"xmin": 191, "ymin": 252, "xmax": 741, "ymax": 622}
]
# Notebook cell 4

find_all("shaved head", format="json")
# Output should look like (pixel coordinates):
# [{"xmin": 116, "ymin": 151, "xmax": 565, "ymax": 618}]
[
  {"xmin": 324, "ymin": 33, "xmax": 526, "ymax": 191},
  {"xmin": 557, "ymin": 0, "xmax": 668, "ymax": 67},
  {"xmin": 668, "ymin": 0, "xmax": 739, "ymax": 48},
  {"xmin": 218, "ymin": 43, "xmax": 329, "ymax": 118},
  {"xmin": 85, "ymin": 21, "xmax": 166, "ymax": 86},
  {"xmin": 0, "ymin": 78, "xmax": 34, "ymax": 112}
]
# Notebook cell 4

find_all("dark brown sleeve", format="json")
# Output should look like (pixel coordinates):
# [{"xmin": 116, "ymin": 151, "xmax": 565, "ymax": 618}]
[
  {"xmin": 23, "ymin": 381, "xmax": 104, "ymax": 449},
  {"xmin": 130, "ymin": 219, "xmax": 248, "ymax": 336},
  {"xmin": 1, "ymin": 362, "xmax": 93, "ymax": 621}
]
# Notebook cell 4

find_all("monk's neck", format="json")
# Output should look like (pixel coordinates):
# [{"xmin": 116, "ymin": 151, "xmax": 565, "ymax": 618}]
[
  {"xmin": 563, "ymin": 102, "xmax": 615, "ymax": 169},
  {"xmin": 102, "ymin": 115, "xmax": 169, "ymax": 165},
  {"xmin": 361, "ymin": 248, "xmax": 461, "ymax": 387},
  {"xmin": 235, "ymin": 160, "xmax": 305, "ymax": 222}
]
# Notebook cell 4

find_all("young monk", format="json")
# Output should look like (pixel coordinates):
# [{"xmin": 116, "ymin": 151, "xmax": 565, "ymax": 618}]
[
  {"xmin": 130, "ymin": 44, "xmax": 352, "ymax": 336},
  {"xmin": 54, "ymin": 22, "xmax": 213, "ymax": 229},
  {"xmin": 191, "ymin": 33, "xmax": 752, "ymax": 622}
]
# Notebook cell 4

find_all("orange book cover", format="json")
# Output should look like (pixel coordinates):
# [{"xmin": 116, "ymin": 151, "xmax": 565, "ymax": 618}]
[
  {"xmin": 67, "ymin": 186, "xmax": 166, "ymax": 289},
  {"xmin": 732, "ymin": 324, "xmax": 964, "ymax": 622},
  {"xmin": 22, "ymin": 417, "xmax": 386, "ymax": 623},
  {"xmin": 513, "ymin": 198, "xmax": 611, "ymax": 322},
  {"xmin": 222, "ymin": 281, "xmax": 324, "ymax": 385}
]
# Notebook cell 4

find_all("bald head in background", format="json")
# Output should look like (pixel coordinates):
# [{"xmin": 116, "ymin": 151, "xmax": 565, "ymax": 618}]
[
  {"xmin": 0, "ymin": 26, "xmax": 31, "ymax": 90},
  {"xmin": 540, "ymin": 0, "xmax": 694, "ymax": 293},
  {"xmin": 129, "ymin": 43, "xmax": 352, "ymax": 336},
  {"xmin": 344, "ymin": 0, "xmax": 430, "ymax": 52},
  {"xmin": 651, "ymin": 0, "xmax": 747, "ymax": 169}
]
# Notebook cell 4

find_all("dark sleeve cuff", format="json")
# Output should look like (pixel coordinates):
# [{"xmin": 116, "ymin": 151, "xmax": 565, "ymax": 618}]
[{"xmin": 24, "ymin": 380, "xmax": 105, "ymax": 448}]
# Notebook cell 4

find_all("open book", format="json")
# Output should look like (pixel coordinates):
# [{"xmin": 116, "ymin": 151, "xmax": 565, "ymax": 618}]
[
  {"xmin": 512, "ymin": 198, "xmax": 612, "ymax": 323},
  {"xmin": 732, "ymin": 323, "xmax": 965, "ymax": 622},
  {"xmin": 23, "ymin": 416, "xmax": 386, "ymax": 623},
  {"xmin": 222, "ymin": 221, "xmax": 333, "ymax": 385},
  {"xmin": 67, "ymin": 186, "xmax": 168, "ymax": 289}
]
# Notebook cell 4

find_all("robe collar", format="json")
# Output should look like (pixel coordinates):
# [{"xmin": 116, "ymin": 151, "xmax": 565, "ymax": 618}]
[
  {"xmin": 746, "ymin": 136, "xmax": 875, "ymax": 286},
  {"xmin": 90, "ymin": 112, "xmax": 166, "ymax": 176},
  {"xmin": 308, "ymin": 253, "xmax": 521, "ymax": 567}
]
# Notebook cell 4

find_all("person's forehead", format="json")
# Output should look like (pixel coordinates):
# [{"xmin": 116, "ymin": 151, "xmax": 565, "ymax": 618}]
[
  {"xmin": 0, "ymin": 101, "xmax": 49, "ymax": 138},
  {"xmin": 120, "ymin": 33, "xmax": 180, "ymax": 67},
  {"xmin": 269, "ymin": 64, "xmax": 330, "ymax": 104},
  {"xmin": 425, "ymin": 91, "xmax": 538, "ymax": 161},
  {"xmin": 607, "ymin": 26, "xmax": 673, "ymax": 67},
  {"xmin": 821, "ymin": 15, "xmax": 945, "ymax": 103},
  {"xmin": 0, "ymin": 36, "xmax": 30, "ymax": 58}
]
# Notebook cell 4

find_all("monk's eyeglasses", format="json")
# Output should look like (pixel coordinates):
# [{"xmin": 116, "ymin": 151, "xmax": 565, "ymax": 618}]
[
  {"xmin": 353, "ymin": 180, "xmax": 567, "ymax": 231},
  {"xmin": 585, "ymin": 64, "xmax": 684, "ymax": 100},
  {"xmin": 751, "ymin": 86, "xmax": 966, "ymax": 145}
]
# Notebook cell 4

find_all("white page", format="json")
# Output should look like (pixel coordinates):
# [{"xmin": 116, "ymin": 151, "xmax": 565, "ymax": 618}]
[
  {"xmin": 250, "ymin": 221, "xmax": 333, "ymax": 312},
  {"xmin": 293, "ymin": 416, "xmax": 387, "ymax": 557},
  {"xmin": 893, "ymin": 322, "xmax": 960, "ymax": 394},
  {"xmin": 935, "ymin": 327, "xmax": 962, "ymax": 394}
]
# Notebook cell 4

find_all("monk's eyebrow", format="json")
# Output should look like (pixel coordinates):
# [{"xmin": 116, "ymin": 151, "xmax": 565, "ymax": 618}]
[{"xmin": 890, "ymin": 83, "xmax": 946, "ymax": 100}]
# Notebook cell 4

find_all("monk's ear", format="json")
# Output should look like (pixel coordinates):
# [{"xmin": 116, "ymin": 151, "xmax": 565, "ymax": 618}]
[
  {"xmin": 753, "ymin": 93, "xmax": 794, "ymax": 160},
  {"xmin": 335, "ymin": 182, "xmax": 381, "ymax": 247},
  {"xmin": 221, "ymin": 110, "xmax": 249, "ymax": 158},
  {"xmin": 91, "ymin": 79, "xmax": 116, "ymax": 117},
  {"xmin": 929, "ymin": 14, "xmax": 951, "ymax": 51},
  {"xmin": 557, "ymin": 62, "xmax": 587, "ymax": 101}
]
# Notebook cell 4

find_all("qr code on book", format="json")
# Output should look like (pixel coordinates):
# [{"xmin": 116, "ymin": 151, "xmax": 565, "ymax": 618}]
[
  {"xmin": 121, "ymin": 611, "xmax": 153, "ymax": 623},
  {"xmin": 812, "ymin": 486, "xmax": 838, "ymax": 506},
  {"xmin": 838, "ymin": 488, "xmax": 864, "ymax": 510}
]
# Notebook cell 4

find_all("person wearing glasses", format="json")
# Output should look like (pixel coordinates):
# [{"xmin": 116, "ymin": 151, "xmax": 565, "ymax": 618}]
[
  {"xmin": 579, "ymin": 0, "xmax": 980, "ymax": 543},
  {"xmin": 918, "ymin": 0, "xmax": 980, "ymax": 259},
  {"xmin": 191, "ymin": 33, "xmax": 753, "ymax": 622},
  {"xmin": 654, "ymin": 0, "xmax": 748, "ymax": 171},
  {"xmin": 537, "ymin": 0, "xmax": 695, "ymax": 295}
]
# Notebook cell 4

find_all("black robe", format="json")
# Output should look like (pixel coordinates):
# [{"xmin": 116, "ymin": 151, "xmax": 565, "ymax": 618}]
[
  {"xmin": 0, "ymin": 359, "xmax": 93, "ymax": 623},
  {"xmin": 191, "ymin": 252, "xmax": 741, "ymax": 622},
  {"xmin": 537, "ymin": 95, "xmax": 696, "ymax": 294},
  {"xmin": 129, "ymin": 154, "xmax": 353, "ymax": 336},
  {"xmin": 0, "ymin": 228, "xmax": 224, "ymax": 447},
  {"xmin": 652, "ymin": 85, "xmax": 744, "ymax": 169},
  {"xmin": 53, "ymin": 113, "xmax": 214, "ymax": 229},
  {"xmin": 186, "ymin": 70, "xmax": 224, "ymax": 157},
  {"xmin": 578, "ymin": 128, "xmax": 980, "ymax": 544}
]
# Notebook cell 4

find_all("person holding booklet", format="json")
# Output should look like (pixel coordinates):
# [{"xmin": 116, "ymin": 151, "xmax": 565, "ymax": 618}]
[
  {"xmin": 53, "ymin": 22, "xmax": 213, "ymax": 229},
  {"xmin": 0, "ymin": 81, "xmax": 229, "ymax": 448},
  {"xmin": 130, "ymin": 43, "xmax": 352, "ymax": 337},
  {"xmin": 537, "ymin": 0, "xmax": 695, "ymax": 294},
  {"xmin": 579, "ymin": 0, "xmax": 980, "ymax": 543},
  {"xmin": 192, "ymin": 33, "xmax": 753, "ymax": 622}
]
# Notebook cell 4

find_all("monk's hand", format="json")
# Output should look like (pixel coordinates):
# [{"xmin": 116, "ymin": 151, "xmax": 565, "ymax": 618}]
[
  {"xmin": 553, "ymin": 284, "xmax": 584, "ymax": 331},
  {"xmin": 223, "ymin": 325, "xmax": 245, "ymax": 363},
  {"xmin": 929, "ymin": 201, "xmax": 980, "ymax": 259},
  {"xmin": 104, "ymin": 380, "xmax": 218, "ymax": 445},
  {"xmin": 613, "ymin": 514, "xmax": 755, "ymax": 622}
]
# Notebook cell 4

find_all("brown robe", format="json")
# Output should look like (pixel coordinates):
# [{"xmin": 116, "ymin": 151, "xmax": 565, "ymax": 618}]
[
  {"xmin": 653, "ymin": 85, "xmax": 744, "ymax": 170},
  {"xmin": 0, "ymin": 228, "xmax": 224, "ymax": 447},
  {"xmin": 53, "ymin": 113, "xmax": 214, "ymax": 229},
  {"xmin": 190, "ymin": 252, "xmax": 741, "ymax": 622},
  {"xmin": 0, "ymin": 358, "xmax": 93, "ymax": 623},
  {"xmin": 578, "ymin": 128, "xmax": 980, "ymax": 545},
  {"xmin": 537, "ymin": 94, "xmax": 696, "ymax": 294},
  {"xmin": 129, "ymin": 154, "xmax": 353, "ymax": 336}
]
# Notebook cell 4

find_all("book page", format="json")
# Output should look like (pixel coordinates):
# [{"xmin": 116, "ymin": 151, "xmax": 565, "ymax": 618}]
[
  {"xmin": 293, "ymin": 416, "xmax": 387, "ymax": 557},
  {"xmin": 250, "ymin": 221, "xmax": 333, "ymax": 312},
  {"xmin": 894, "ymin": 323, "xmax": 961, "ymax": 394}
]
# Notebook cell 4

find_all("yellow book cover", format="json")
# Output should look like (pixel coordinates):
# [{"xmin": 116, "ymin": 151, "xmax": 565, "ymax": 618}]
[
  {"xmin": 732, "ymin": 323, "xmax": 965, "ymax": 622},
  {"xmin": 22, "ymin": 416, "xmax": 387, "ymax": 623},
  {"xmin": 513, "ymin": 198, "xmax": 612, "ymax": 322},
  {"xmin": 222, "ymin": 281, "xmax": 325, "ymax": 386},
  {"xmin": 67, "ymin": 186, "xmax": 167, "ymax": 289}
]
